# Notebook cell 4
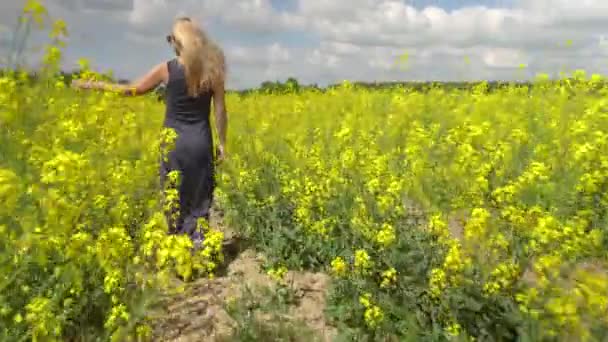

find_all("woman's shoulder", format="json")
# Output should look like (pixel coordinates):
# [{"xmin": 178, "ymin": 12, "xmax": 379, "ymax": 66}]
[
  {"xmin": 166, "ymin": 58, "xmax": 177, "ymax": 67},
  {"xmin": 164, "ymin": 58, "xmax": 181, "ymax": 80}
]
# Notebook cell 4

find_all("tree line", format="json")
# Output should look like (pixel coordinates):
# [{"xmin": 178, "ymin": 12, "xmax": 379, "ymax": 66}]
[{"xmin": 2, "ymin": 68, "xmax": 606, "ymax": 99}]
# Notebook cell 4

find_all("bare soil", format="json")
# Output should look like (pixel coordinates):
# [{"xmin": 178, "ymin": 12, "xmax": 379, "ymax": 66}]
[{"xmin": 151, "ymin": 211, "xmax": 336, "ymax": 341}]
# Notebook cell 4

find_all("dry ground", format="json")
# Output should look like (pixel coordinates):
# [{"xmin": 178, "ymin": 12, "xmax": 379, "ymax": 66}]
[{"xmin": 151, "ymin": 210, "xmax": 337, "ymax": 342}]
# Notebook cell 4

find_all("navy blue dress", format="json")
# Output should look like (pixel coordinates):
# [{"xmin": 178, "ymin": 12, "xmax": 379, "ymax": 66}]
[{"xmin": 160, "ymin": 58, "xmax": 215, "ymax": 242}]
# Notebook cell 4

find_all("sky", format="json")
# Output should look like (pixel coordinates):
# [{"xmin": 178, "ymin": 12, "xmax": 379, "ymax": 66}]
[{"xmin": 1, "ymin": 0, "xmax": 608, "ymax": 90}]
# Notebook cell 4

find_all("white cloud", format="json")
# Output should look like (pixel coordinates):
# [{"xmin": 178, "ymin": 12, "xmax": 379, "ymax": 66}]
[
  {"xmin": 268, "ymin": 43, "xmax": 290, "ymax": 63},
  {"xmin": 284, "ymin": 0, "xmax": 608, "ymax": 83},
  {"xmin": 482, "ymin": 48, "xmax": 529, "ymax": 69},
  {"xmin": 307, "ymin": 48, "xmax": 341, "ymax": 69},
  {"xmin": 319, "ymin": 41, "xmax": 362, "ymax": 56},
  {"xmin": 123, "ymin": 0, "xmax": 302, "ymax": 36},
  {"xmin": 128, "ymin": 0, "xmax": 170, "ymax": 27},
  {"xmin": 1, "ymin": 0, "xmax": 608, "ymax": 89},
  {"xmin": 218, "ymin": 0, "xmax": 304, "ymax": 32},
  {"xmin": 52, "ymin": 0, "xmax": 133, "ymax": 12},
  {"xmin": 226, "ymin": 43, "xmax": 290, "ymax": 67},
  {"xmin": 300, "ymin": 2, "xmax": 541, "ymax": 49}
]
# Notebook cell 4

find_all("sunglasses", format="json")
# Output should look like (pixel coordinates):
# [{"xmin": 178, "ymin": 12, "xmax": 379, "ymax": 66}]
[{"xmin": 166, "ymin": 18, "xmax": 192, "ymax": 44}]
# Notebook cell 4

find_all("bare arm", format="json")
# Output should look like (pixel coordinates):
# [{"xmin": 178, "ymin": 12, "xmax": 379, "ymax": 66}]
[
  {"xmin": 73, "ymin": 62, "xmax": 168, "ymax": 96},
  {"xmin": 212, "ymin": 80, "xmax": 228, "ymax": 149}
]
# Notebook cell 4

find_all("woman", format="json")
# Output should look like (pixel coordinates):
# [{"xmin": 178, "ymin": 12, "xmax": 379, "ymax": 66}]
[{"xmin": 73, "ymin": 17, "xmax": 228, "ymax": 246}]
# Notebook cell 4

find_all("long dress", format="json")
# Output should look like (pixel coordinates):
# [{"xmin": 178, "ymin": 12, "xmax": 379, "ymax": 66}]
[{"xmin": 159, "ymin": 58, "xmax": 215, "ymax": 243}]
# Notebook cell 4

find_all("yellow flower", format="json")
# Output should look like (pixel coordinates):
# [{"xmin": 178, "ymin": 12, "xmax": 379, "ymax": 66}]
[
  {"xmin": 375, "ymin": 223, "xmax": 396, "ymax": 248},
  {"xmin": 446, "ymin": 321, "xmax": 462, "ymax": 336},
  {"xmin": 380, "ymin": 267, "xmax": 397, "ymax": 288},
  {"xmin": 359, "ymin": 292, "xmax": 372, "ymax": 307},
  {"xmin": 354, "ymin": 249, "xmax": 373, "ymax": 273},
  {"xmin": 364, "ymin": 305, "xmax": 384, "ymax": 328},
  {"xmin": 358, "ymin": 292, "xmax": 384, "ymax": 328},
  {"xmin": 331, "ymin": 256, "xmax": 347, "ymax": 277},
  {"xmin": 267, "ymin": 266, "xmax": 288, "ymax": 283}
]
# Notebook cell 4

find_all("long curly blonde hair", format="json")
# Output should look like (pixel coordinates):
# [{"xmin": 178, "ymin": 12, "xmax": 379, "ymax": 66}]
[{"xmin": 171, "ymin": 17, "xmax": 226, "ymax": 96}]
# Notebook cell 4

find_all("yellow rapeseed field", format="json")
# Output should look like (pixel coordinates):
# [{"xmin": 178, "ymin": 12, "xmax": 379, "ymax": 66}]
[
  {"xmin": 219, "ymin": 78, "xmax": 608, "ymax": 340},
  {"xmin": 2, "ymin": 1, "xmax": 608, "ymax": 341}
]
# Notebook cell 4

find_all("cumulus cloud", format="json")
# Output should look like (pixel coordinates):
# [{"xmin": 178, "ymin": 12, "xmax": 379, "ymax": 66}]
[
  {"xmin": 218, "ymin": 0, "xmax": 304, "ymax": 32},
  {"xmin": 123, "ymin": 0, "xmax": 302, "ymax": 37},
  {"xmin": 290, "ymin": 0, "xmax": 608, "ymax": 81},
  {"xmin": 0, "ymin": 0, "xmax": 607, "ymax": 88},
  {"xmin": 481, "ymin": 48, "xmax": 529, "ymax": 69},
  {"xmin": 53, "ymin": 0, "xmax": 134, "ymax": 12},
  {"xmin": 226, "ymin": 43, "xmax": 291, "ymax": 67},
  {"xmin": 298, "ymin": 1, "xmax": 590, "ymax": 51}
]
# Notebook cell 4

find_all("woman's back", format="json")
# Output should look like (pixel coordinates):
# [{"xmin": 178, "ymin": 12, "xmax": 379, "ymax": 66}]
[
  {"xmin": 160, "ymin": 57, "xmax": 215, "ymax": 240},
  {"xmin": 71, "ymin": 16, "xmax": 226, "ymax": 246},
  {"xmin": 164, "ymin": 58, "xmax": 212, "ymax": 125}
]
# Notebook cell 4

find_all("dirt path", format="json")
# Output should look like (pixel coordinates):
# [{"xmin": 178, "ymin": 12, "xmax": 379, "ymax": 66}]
[{"xmin": 151, "ymin": 210, "xmax": 337, "ymax": 341}]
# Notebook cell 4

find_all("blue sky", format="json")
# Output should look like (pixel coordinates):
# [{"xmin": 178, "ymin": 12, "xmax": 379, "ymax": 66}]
[{"xmin": 1, "ymin": 0, "xmax": 607, "ymax": 89}]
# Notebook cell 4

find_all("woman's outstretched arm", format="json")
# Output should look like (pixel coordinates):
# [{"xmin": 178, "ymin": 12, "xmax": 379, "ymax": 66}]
[
  {"xmin": 212, "ymin": 79, "xmax": 228, "ymax": 161},
  {"xmin": 72, "ymin": 62, "xmax": 168, "ymax": 96}
]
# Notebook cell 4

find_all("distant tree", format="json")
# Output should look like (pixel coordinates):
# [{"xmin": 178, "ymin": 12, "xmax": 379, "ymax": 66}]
[
  {"xmin": 285, "ymin": 77, "xmax": 299, "ymax": 92},
  {"xmin": 260, "ymin": 81, "xmax": 273, "ymax": 89}
]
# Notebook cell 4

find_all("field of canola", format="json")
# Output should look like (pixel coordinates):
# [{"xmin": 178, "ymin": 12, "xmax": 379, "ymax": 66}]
[
  {"xmin": 3, "ymin": 69, "xmax": 608, "ymax": 341},
  {"xmin": 2, "ymin": 4, "xmax": 608, "ymax": 340},
  {"xmin": 217, "ymin": 79, "xmax": 608, "ymax": 341}
]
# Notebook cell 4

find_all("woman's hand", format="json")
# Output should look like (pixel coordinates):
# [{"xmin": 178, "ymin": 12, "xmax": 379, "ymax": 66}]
[
  {"xmin": 216, "ymin": 144, "xmax": 226, "ymax": 164},
  {"xmin": 70, "ymin": 62, "xmax": 167, "ymax": 96}
]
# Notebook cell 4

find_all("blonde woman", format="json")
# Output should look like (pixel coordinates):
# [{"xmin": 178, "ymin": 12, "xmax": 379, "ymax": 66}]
[{"xmin": 73, "ymin": 17, "xmax": 228, "ymax": 246}]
